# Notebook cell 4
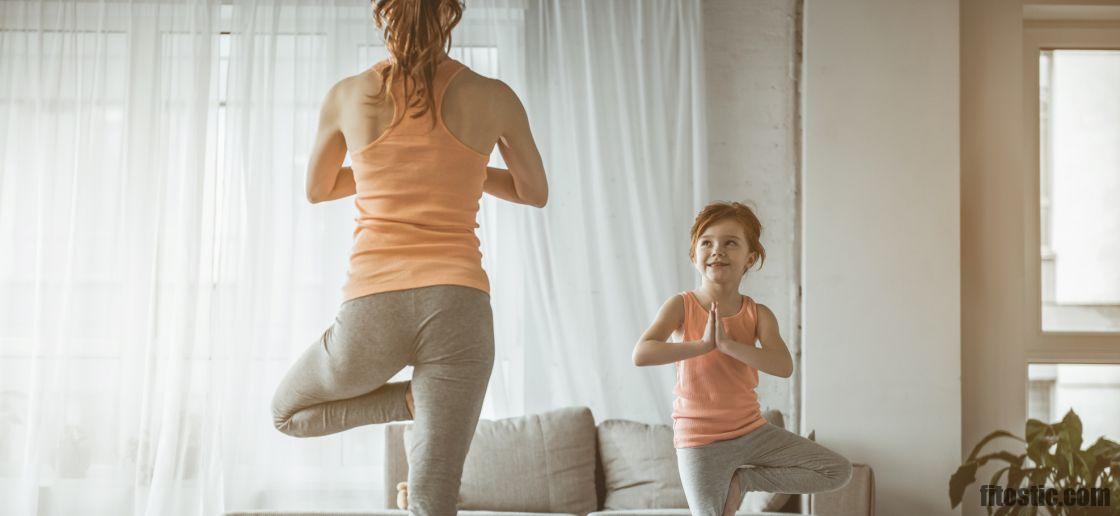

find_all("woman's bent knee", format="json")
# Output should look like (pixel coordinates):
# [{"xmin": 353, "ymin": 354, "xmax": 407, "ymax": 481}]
[
  {"xmin": 825, "ymin": 456, "xmax": 853, "ymax": 491},
  {"xmin": 272, "ymin": 408, "xmax": 299, "ymax": 437},
  {"xmin": 271, "ymin": 395, "xmax": 306, "ymax": 437}
]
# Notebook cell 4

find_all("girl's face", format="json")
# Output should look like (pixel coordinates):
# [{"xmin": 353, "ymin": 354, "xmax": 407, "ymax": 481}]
[{"xmin": 692, "ymin": 218, "xmax": 758, "ymax": 284}]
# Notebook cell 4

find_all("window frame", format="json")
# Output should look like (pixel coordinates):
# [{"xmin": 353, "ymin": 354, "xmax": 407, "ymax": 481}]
[{"xmin": 1022, "ymin": 22, "xmax": 1120, "ymax": 367}]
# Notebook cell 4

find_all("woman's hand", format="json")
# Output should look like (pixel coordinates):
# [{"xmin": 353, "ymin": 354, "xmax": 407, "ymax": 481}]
[{"xmin": 483, "ymin": 166, "xmax": 537, "ymax": 206}]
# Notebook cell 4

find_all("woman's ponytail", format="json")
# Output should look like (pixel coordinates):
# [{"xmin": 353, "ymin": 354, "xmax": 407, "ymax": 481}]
[{"xmin": 370, "ymin": 0, "xmax": 464, "ymax": 129}]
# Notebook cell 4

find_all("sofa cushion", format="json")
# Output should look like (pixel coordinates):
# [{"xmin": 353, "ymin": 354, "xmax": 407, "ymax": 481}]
[
  {"xmin": 597, "ymin": 419, "xmax": 687, "ymax": 508},
  {"xmin": 741, "ymin": 476, "xmax": 792, "ymax": 512},
  {"xmin": 404, "ymin": 406, "xmax": 597, "ymax": 515},
  {"xmin": 597, "ymin": 410, "xmax": 792, "ymax": 512},
  {"xmin": 808, "ymin": 463, "xmax": 874, "ymax": 516},
  {"xmin": 589, "ymin": 510, "xmax": 790, "ymax": 516},
  {"xmin": 226, "ymin": 511, "xmax": 578, "ymax": 516}
]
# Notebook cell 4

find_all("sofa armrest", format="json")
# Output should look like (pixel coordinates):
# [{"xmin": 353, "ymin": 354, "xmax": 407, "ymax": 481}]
[
  {"xmin": 807, "ymin": 463, "xmax": 874, "ymax": 516},
  {"xmin": 383, "ymin": 423, "xmax": 410, "ymax": 509}
]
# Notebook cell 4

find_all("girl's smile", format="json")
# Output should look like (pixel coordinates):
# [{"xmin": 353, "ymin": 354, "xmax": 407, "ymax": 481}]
[{"xmin": 693, "ymin": 218, "xmax": 757, "ymax": 283}]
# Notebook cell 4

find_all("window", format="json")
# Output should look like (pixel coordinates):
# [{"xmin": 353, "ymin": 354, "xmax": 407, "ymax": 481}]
[
  {"xmin": 1022, "ymin": 21, "xmax": 1120, "ymax": 488},
  {"xmin": 1038, "ymin": 49, "xmax": 1120, "ymax": 333}
]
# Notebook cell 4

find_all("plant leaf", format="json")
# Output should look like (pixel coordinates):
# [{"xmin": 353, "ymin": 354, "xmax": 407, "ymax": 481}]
[
  {"xmin": 977, "ymin": 451, "xmax": 1026, "ymax": 467},
  {"xmin": 1009, "ymin": 465, "xmax": 1028, "ymax": 488},
  {"xmin": 1061, "ymin": 409, "xmax": 1083, "ymax": 453},
  {"xmin": 990, "ymin": 465, "xmax": 1010, "ymax": 487},
  {"xmin": 1029, "ymin": 467, "xmax": 1050, "ymax": 485},
  {"xmin": 1026, "ymin": 419, "xmax": 1048, "ymax": 442},
  {"xmin": 970, "ymin": 430, "xmax": 1026, "ymax": 462},
  {"xmin": 950, "ymin": 461, "xmax": 978, "ymax": 508}
]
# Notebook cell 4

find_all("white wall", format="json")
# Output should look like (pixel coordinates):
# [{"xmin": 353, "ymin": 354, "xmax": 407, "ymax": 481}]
[
  {"xmin": 802, "ymin": 1, "xmax": 961, "ymax": 514},
  {"xmin": 702, "ymin": 0, "xmax": 801, "ymax": 432}
]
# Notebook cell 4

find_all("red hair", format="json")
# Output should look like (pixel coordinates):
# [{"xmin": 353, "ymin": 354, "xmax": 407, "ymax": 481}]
[
  {"xmin": 688, "ymin": 201, "xmax": 766, "ymax": 270},
  {"xmin": 370, "ymin": 0, "xmax": 464, "ymax": 129}
]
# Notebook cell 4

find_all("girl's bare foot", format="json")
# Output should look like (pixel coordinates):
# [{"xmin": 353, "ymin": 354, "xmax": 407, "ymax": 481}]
[
  {"xmin": 395, "ymin": 481, "xmax": 462, "ymax": 509},
  {"xmin": 405, "ymin": 382, "xmax": 415, "ymax": 419}
]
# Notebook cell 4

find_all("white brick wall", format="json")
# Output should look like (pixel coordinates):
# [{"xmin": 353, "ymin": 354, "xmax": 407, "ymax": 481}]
[{"xmin": 702, "ymin": 0, "xmax": 801, "ymax": 432}]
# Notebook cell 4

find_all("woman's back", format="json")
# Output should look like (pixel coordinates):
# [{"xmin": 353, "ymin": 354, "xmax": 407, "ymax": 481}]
[
  {"xmin": 336, "ymin": 57, "xmax": 500, "ymax": 302},
  {"xmin": 335, "ymin": 56, "xmax": 504, "ymax": 159}
]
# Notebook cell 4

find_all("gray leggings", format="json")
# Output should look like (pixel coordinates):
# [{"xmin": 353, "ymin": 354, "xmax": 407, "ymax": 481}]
[
  {"xmin": 676, "ymin": 423, "xmax": 852, "ymax": 516},
  {"xmin": 271, "ymin": 284, "xmax": 495, "ymax": 516}
]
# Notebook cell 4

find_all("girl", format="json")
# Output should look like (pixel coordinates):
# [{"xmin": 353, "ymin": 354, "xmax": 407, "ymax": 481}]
[
  {"xmin": 270, "ymin": 0, "xmax": 548, "ymax": 514},
  {"xmin": 633, "ymin": 201, "xmax": 851, "ymax": 516}
]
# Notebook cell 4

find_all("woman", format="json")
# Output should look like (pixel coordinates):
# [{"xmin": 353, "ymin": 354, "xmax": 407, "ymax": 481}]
[{"xmin": 270, "ymin": 0, "xmax": 548, "ymax": 514}]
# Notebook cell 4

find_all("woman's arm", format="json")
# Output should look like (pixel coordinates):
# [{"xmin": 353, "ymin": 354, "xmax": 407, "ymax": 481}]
[
  {"xmin": 483, "ymin": 166, "xmax": 532, "ymax": 205},
  {"xmin": 313, "ymin": 166, "xmax": 356, "ymax": 203},
  {"xmin": 493, "ymin": 81, "xmax": 548, "ymax": 208},
  {"xmin": 714, "ymin": 303, "xmax": 794, "ymax": 378},
  {"xmin": 633, "ymin": 295, "xmax": 715, "ymax": 366},
  {"xmin": 306, "ymin": 81, "xmax": 350, "ymax": 204}
]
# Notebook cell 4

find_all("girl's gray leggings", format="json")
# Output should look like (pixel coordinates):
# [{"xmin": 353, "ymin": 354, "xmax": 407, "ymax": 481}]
[
  {"xmin": 271, "ymin": 284, "xmax": 495, "ymax": 516},
  {"xmin": 676, "ymin": 423, "xmax": 853, "ymax": 516}
]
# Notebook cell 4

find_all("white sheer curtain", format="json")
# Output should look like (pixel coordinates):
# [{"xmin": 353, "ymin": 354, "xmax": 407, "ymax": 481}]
[
  {"xmin": 0, "ymin": 0, "xmax": 704, "ymax": 514},
  {"xmin": 479, "ymin": 0, "xmax": 707, "ymax": 422}
]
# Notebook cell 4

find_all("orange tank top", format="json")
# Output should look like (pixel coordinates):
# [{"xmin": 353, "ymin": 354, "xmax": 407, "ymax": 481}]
[
  {"xmin": 342, "ymin": 57, "xmax": 491, "ymax": 302},
  {"xmin": 672, "ymin": 291, "xmax": 768, "ymax": 448}
]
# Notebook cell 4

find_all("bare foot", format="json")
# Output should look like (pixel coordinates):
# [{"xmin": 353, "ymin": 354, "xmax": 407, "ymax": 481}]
[
  {"xmin": 396, "ymin": 481, "xmax": 463, "ymax": 509},
  {"xmin": 396, "ymin": 482, "xmax": 409, "ymax": 510},
  {"xmin": 405, "ymin": 383, "xmax": 415, "ymax": 419}
]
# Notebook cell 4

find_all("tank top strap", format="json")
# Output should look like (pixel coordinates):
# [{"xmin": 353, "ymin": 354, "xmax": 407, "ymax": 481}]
[
  {"xmin": 744, "ymin": 295, "xmax": 757, "ymax": 321},
  {"xmin": 679, "ymin": 291, "xmax": 694, "ymax": 327},
  {"xmin": 372, "ymin": 58, "xmax": 464, "ymax": 124},
  {"xmin": 432, "ymin": 59, "xmax": 466, "ymax": 125}
]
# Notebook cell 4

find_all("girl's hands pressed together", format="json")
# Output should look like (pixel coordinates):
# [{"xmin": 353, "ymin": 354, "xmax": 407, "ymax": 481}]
[
  {"xmin": 700, "ymin": 303, "xmax": 719, "ymax": 352},
  {"xmin": 708, "ymin": 303, "xmax": 740, "ymax": 354},
  {"xmin": 708, "ymin": 300, "xmax": 795, "ymax": 378}
]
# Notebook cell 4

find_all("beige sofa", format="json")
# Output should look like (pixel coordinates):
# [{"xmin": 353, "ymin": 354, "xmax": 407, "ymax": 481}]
[{"xmin": 227, "ymin": 406, "xmax": 874, "ymax": 516}]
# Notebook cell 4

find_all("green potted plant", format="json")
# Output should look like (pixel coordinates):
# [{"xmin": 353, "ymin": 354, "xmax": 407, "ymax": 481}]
[{"xmin": 949, "ymin": 409, "xmax": 1120, "ymax": 515}]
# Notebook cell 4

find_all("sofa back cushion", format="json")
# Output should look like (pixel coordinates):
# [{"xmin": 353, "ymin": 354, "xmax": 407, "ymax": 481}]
[
  {"xmin": 597, "ymin": 418, "xmax": 688, "ymax": 508},
  {"xmin": 404, "ymin": 406, "xmax": 598, "ymax": 514},
  {"xmin": 597, "ymin": 410, "xmax": 790, "ymax": 511}
]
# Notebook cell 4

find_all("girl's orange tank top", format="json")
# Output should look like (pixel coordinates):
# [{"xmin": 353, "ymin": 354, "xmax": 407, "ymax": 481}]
[
  {"xmin": 342, "ymin": 57, "xmax": 491, "ymax": 302},
  {"xmin": 672, "ymin": 291, "xmax": 768, "ymax": 448}
]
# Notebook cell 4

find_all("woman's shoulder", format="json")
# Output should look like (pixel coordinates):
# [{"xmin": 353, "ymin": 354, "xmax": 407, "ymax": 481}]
[
  {"xmin": 325, "ymin": 67, "xmax": 381, "ymax": 103},
  {"xmin": 442, "ymin": 70, "xmax": 525, "ymax": 129},
  {"xmin": 448, "ymin": 68, "xmax": 515, "ymax": 102}
]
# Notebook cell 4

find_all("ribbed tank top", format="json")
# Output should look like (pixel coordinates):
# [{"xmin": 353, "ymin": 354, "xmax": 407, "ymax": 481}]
[
  {"xmin": 672, "ymin": 291, "xmax": 768, "ymax": 448},
  {"xmin": 342, "ymin": 57, "xmax": 491, "ymax": 302}
]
